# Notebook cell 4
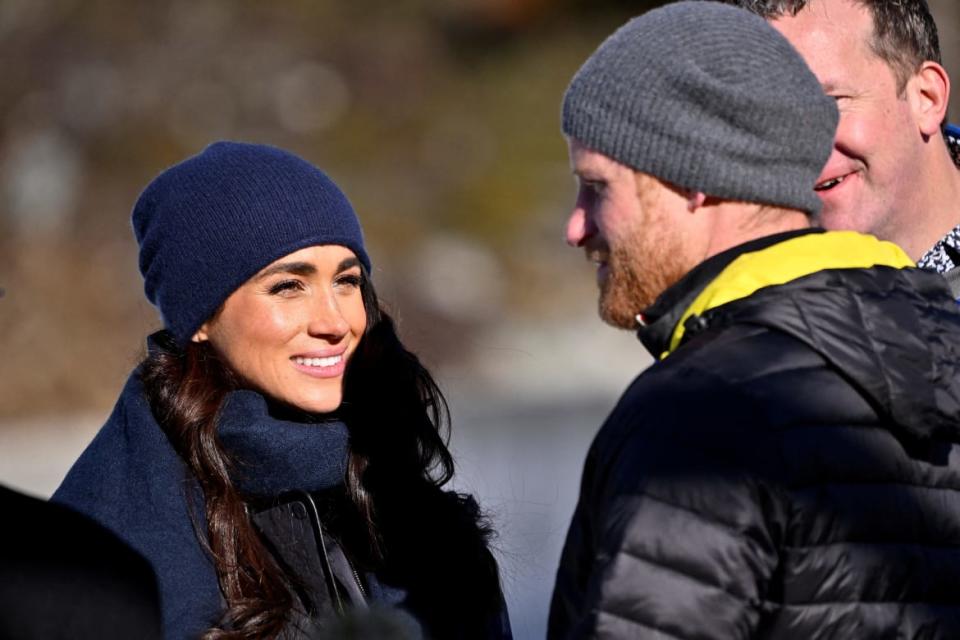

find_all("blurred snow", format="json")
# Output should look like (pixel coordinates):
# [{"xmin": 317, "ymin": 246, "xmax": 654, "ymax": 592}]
[
  {"xmin": 445, "ymin": 310, "xmax": 651, "ymax": 399},
  {"xmin": 1, "ymin": 130, "xmax": 82, "ymax": 237},
  {"xmin": 0, "ymin": 413, "xmax": 100, "ymax": 499},
  {"xmin": 412, "ymin": 233, "xmax": 507, "ymax": 322}
]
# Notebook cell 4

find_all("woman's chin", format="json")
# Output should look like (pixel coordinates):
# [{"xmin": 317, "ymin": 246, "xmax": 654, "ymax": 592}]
[
  {"xmin": 259, "ymin": 389, "xmax": 343, "ymax": 420},
  {"xmin": 286, "ymin": 394, "xmax": 343, "ymax": 417}
]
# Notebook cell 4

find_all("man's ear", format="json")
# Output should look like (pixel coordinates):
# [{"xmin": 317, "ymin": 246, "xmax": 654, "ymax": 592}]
[
  {"xmin": 192, "ymin": 325, "xmax": 210, "ymax": 343},
  {"xmin": 686, "ymin": 190, "xmax": 708, "ymax": 212},
  {"xmin": 909, "ymin": 61, "xmax": 950, "ymax": 138}
]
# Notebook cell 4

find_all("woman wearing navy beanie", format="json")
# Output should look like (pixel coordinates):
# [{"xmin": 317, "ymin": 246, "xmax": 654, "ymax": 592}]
[{"xmin": 53, "ymin": 141, "xmax": 511, "ymax": 640}]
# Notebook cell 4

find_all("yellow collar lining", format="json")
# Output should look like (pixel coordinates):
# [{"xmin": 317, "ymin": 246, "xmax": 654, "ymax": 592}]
[{"xmin": 662, "ymin": 231, "xmax": 914, "ymax": 359}]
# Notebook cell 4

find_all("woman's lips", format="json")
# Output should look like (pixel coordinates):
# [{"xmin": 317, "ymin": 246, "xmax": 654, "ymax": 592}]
[{"xmin": 291, "ymin": 353, "xmax": 346, "ymax": 378}]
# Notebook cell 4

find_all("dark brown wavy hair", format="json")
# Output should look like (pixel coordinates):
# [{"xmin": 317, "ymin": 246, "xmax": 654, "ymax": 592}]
[{"xmin": 140, "ymin": 269, "xmax": 501, "ymax": 639}]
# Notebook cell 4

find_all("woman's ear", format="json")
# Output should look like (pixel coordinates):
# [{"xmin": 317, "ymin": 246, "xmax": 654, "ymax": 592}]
[{"xmin": 192, "ymin": 325, "xmax": 210, "ymax": 343}]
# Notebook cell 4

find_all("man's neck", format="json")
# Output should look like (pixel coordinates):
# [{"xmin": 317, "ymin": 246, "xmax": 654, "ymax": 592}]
[
  {"xmin": 894, "ymin": 136, "xmax": 960, "ymax": 261},
  {"xmin": 701, "ymin": 202, "xmax": 812, "ymax": 261}
]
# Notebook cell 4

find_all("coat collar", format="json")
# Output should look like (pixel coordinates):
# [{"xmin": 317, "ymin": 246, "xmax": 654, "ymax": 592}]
[
  {"xmin": 637, "ymin": 228, "xmax": 822, "ymax": 358},
  {"xmin": 637, "ymin": 229, "xmax": 916, "ymax": 359}
]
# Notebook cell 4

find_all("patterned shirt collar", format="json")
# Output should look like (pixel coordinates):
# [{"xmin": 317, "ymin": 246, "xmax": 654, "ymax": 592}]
[
  {"xmin": 916, "ymin": 128, "xmax": 960, "ymax": 273},
  {"xmin": 917, "ymin": 223, "xmax": 960, "ymax": 273}
]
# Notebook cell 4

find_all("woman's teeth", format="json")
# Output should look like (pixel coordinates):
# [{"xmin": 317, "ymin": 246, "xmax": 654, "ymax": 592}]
[{"xmin": 294, "ymin": 355, "xmax": 342, "ymax": 368}]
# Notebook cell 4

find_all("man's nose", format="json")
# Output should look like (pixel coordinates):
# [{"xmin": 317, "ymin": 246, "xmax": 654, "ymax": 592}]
[{"xmin": 566, "ymin": 207, "xmax": 589, "ymax": 247}]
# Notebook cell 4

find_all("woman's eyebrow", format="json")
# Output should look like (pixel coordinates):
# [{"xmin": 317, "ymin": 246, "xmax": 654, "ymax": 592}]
[
  {"xmin": 336, "ymin": 257, "xmax": 361, "ymax": 273},
  {"xmin": 254, "ymin": 256, "xmax": 360, "ymax": 280},
  {"xmin": 254, "ymin": 261, "xmax": 316, "ymax": 280}
]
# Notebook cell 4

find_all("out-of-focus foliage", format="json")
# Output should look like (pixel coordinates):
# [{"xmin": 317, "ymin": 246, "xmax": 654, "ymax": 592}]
[
  {"xmin": 0, "ymin": 0, "xmax": 660, "ymax": 417},
  {"xmin": 0, "ymin": 0, "xmax": 956, "ymax": 418}
]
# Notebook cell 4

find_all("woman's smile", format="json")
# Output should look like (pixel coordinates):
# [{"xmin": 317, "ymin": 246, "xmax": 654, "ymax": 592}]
[{"xmin": 291, "ymin": 351, "xmax": 347, "ymax": 378}]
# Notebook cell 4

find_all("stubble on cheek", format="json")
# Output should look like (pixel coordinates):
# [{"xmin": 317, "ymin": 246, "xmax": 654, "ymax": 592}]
[
  {"xmin": 598, "ymin": 231, "xmax": 690, "ymax": 330},
  {"xmin": 598, "ymin": 246, "xmax": 648, "ymax": 329}
]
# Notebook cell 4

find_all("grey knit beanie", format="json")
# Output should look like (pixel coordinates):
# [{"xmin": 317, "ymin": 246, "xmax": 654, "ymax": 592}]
[{"xmin": 562, "ymin": 0, "xmax": 837, "ymax": 215}]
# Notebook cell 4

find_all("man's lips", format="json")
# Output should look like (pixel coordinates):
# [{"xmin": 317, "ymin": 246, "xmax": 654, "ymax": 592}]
[
  {"xmin": 587, "ymin": 249, "xmax": 610, "ymax": 285},
  {"xmin": 814, "ymin": 170, "xmax": 855, "ymax": 192}
]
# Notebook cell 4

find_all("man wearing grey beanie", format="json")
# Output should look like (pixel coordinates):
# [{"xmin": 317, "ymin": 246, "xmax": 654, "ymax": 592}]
[{"xmin": 549, "ymin": 2, "xmax": 960, "ymax": 639}]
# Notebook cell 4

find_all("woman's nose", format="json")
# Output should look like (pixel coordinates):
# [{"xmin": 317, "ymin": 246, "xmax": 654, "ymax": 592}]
[{"xmin": 306, "ymin": 294, "xmax": 350, "ymax": 340}]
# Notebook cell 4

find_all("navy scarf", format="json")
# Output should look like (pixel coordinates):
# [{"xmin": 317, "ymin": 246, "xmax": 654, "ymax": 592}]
[{"xmin": 53, "ymin": 371, "xmax": 350, "ymax": 640}]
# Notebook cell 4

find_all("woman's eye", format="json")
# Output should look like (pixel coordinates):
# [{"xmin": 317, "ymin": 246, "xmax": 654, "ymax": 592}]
[
  {"xmin": 268, "ymin": 279, "xmax": 305, "ymax": 295},
  {"xmin": 335, "ymin": 273, "xmax": 362, "ymax": 289}
]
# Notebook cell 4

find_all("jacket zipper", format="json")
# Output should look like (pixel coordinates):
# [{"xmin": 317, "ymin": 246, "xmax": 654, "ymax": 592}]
[
  {"xmin": 344, "ymin": 554, "xmax": 367, "ymax": 600},
  {"xmin": 296, "ymin": 490, "xmax": 367, "ymax": 606}
]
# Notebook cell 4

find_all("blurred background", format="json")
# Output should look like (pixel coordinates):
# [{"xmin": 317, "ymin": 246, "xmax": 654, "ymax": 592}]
[{"xmin": 1, "ymin": 1, "xmax": 957, "ymax": 637}]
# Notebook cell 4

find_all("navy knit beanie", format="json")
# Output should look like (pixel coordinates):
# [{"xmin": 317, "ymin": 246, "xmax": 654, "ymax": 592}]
[
  {"xmin": 132, "ymin": 141, "xmax": 371, "ymax": 345},
  {"xmin": 562, "ymin": 1, "xmax": 838, "ymax": 216}
]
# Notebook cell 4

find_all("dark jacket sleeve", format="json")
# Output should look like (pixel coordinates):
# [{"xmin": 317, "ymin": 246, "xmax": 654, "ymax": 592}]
[
  {"xmin": 549, "ymin": 434, "xmax": 603, "ymax": 638},
  {"xmin": 551, "ymin": 376, "xmax": 788, "ymax": 639}
]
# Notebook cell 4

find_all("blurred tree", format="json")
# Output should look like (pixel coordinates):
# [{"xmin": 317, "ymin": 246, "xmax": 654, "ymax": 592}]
[{"xmin": 0, "ymin": 0, "xmax": 957, "ymax": 419}]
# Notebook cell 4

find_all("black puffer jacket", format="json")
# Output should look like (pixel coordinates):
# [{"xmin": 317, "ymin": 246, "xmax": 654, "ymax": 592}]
[{"xmin": 549, "ymin": 231, "xmax": 960, "ymax": 639}]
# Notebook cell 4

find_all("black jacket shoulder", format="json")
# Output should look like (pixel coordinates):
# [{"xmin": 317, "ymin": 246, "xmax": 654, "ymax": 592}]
[
  {"xmin": 550, "ymin": 266, "xmax": 960, "ymax": 639},
  {"xmin": 0, "ymin": 485, "xmax": 162, "ymax": 640}
]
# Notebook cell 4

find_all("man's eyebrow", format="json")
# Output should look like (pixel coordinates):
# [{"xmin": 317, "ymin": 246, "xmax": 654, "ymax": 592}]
[{"xmin": 573, "ymin": 170, "xmax": 603, "ymax": 182}]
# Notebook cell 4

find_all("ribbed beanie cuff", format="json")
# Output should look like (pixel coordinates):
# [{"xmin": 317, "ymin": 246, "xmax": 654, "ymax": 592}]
[
  {"xmin": 133, "ymin": 141, "xmax": 371, "ymax": 344},
  {"xmin": 562, "ymin": 1, "xmax": 838, "ymax": 215}
]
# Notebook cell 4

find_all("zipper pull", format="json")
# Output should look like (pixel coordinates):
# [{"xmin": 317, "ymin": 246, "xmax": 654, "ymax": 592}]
[{"xmin": 683, "ymin": 314, "xmax": 709, "ymax": 338}]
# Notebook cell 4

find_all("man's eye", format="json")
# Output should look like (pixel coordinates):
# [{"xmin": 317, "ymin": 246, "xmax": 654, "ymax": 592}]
[{"xmin": 580, "ymin": 181, "xmax": 602, "ymax": 195}]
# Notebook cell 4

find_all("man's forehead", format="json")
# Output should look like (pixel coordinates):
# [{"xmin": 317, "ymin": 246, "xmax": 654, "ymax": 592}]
[
  {"xmin": 769, "ymin": 0, "xmax": 881, "ymax": 87},
  {"xmin": 770, "ymin": 0, "xmax": 875, "ymax": 51},
  {"xmin": 567, "ymin": 139, "xmax": 627, "ymax": 176}
]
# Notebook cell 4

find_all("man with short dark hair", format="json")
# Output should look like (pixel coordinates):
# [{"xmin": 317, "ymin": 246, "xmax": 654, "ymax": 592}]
[
  {"xmin": 548, "ymin": 2, "xmax": 960, "ymax": 638},
  {"xmin": 724, "ymin": 0, "xmax": 960, "ymax": 291}
]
